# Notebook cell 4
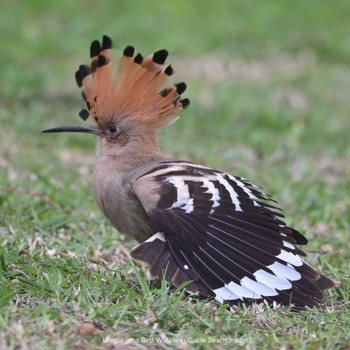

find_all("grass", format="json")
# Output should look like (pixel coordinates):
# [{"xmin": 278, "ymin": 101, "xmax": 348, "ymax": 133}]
[{"xmin": 1, "ymin": 0, "xmax": 349, "ymax": 349}]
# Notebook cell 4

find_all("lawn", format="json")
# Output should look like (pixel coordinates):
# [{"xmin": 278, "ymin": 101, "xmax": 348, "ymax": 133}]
[{"xmin": 0, "ymin": 0, "xmax": 349, "ymax": 349}]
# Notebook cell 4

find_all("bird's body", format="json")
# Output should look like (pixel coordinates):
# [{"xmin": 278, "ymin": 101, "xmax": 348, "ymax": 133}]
[
  {"xmin": 44, "ymin": 35, "xmax": 336, "ymax": 308},
  {"xmin": 93, "ymin": 151, "xmax": 161, "ymax": 242}
]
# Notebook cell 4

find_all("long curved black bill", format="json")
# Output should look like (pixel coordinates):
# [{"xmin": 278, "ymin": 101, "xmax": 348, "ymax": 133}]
[{"xmin": 42, "ymin": 125, "xmax": 101, "ymax": 136}]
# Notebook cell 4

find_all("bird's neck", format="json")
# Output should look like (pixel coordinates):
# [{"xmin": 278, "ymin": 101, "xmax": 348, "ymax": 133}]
[{"xmin": 95, "ymin": 131, "xmax": 164, "ymax": 174}]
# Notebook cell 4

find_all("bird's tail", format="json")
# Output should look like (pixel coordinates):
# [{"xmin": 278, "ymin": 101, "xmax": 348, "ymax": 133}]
[{"xmin": 130, "ymin": 232, "xmax": 212, "ymax": 296}]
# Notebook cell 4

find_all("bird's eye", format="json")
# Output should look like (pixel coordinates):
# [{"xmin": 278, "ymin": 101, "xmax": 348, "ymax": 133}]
[{"xmin": 109, "ymin": 125, "xmax": 118, "ymax": 134}]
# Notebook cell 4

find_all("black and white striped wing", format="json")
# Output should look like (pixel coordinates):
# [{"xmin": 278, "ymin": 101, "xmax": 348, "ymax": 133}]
[{"xmin": 131, "ymin": 161, "xmax": 335, "ymax": 307}]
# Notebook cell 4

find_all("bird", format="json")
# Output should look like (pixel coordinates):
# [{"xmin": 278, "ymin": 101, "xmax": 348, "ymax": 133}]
[{"xmin": 43, "ymin": 35, "xmax": 336, "ymax": 308}]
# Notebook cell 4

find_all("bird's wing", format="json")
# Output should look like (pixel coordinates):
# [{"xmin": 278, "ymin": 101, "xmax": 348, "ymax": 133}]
[{"xmin": 131, "ymin": 161, "xmax": 335, "ymax": 307}]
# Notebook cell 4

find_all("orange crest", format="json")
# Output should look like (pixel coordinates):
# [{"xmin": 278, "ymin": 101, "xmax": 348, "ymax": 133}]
[{"xmin": 75, "ymin": 35, "xmax": 190, "ymax": 129}]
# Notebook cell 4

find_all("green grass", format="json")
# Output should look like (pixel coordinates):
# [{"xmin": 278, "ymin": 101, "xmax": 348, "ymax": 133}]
[{"xmin": 1, "ymin": 0, "xmax": 349, "ymax": 349}]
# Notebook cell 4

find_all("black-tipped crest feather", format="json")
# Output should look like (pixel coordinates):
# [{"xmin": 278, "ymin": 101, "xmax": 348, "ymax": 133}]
[
  {"xmin": 180, "ymin": 98, "xmax": 190, "ymax": 108},
  {"xmin": 79, "ymin": 109, "xmax": 90, "ymax": 121},
  {"xmin": 134, "ymin": 53, "xmax": 143, "ymax": 64},
  {"xmin": 123, "ymin": 45, "xmax": 135, "ymax": 57},
  {"xmin": 175, "ymin": 82, "xmax": 187, "ymax": 95},
  {"xmin": 75, "ymin": 71, "xmax": 82, "ymax": 87},
  {"xmin": 164, "ymin": 65, "xmax": 173, "ymax": 76},
  {"xmin": 79, "ymin": 65, "xmax": 90, "ymax": 79},
  {"xmin": 90, "ymin": 40, "xmax": 101, "ymax": 58},
  {"xmin": 101, "ymin": 35, "xmax": 113, "ymax": 50},
  {"xmin": 153, "ymin": 49, "xmax": 169, "ymax": 64},
  {"xmin": 97, "ymin": 54, "xmax": 108, "ymax": 67}
]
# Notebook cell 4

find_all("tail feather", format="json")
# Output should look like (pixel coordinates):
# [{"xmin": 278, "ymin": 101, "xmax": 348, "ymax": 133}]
[
  {"xmin": 131, "ymin": 231, "xmax": 336, "ymax": 308},
  {"xmin": 131, "ymin": 232, "xmax": 211, "ymax": 295}
]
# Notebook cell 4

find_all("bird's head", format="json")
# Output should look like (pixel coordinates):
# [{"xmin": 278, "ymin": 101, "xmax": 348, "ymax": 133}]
[{"xmin": 43, "ymin": 35, "xmax": 190, "ymax": 154}]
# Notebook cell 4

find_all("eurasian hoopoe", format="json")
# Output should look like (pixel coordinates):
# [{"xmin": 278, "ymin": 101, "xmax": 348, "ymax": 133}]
[{"xmin": 44, "ymin": 35, "xmax": 336, "ymax": 308}]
